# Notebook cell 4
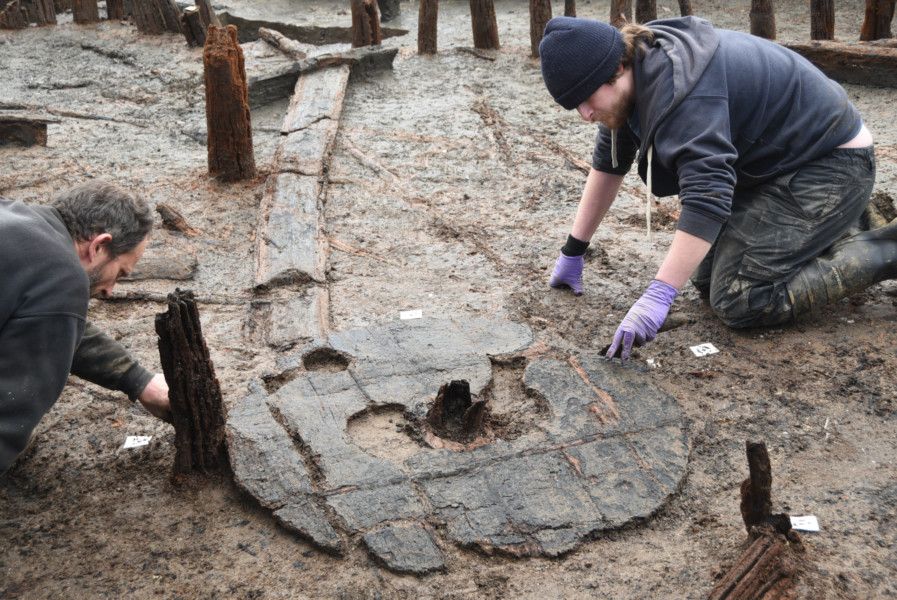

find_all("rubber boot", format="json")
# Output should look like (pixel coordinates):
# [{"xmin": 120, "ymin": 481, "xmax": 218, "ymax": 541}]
[{"xmin": 787, "ymin": 218, "xmax": 897, "ymax": 317}]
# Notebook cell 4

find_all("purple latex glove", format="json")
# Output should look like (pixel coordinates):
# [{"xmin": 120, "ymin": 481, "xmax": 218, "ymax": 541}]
[
  {"xmin": 549, "ymin": 253, "xmax": 584, "ymax": 296},
  {"xmin": 606, "ymin": 280, "xmax": 678, "ymax": 361}
]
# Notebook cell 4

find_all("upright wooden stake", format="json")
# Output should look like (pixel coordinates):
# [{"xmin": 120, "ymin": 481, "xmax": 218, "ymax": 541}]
[
  {"xmin": 635, "ymin": 0, "xmax": 656, "ymax": 23},
  {"xmin": 860, "ymin": 0, "xmax": 895, "ymax": 41},
  {"xmin": 0, "ymin": 1, "xmax": 27, "ymax": 29},
  {"xmin": 810, "ymin": 0, "xmax": 835, "ymax": 40},
  {"xmin": 23, "ymin": 0, "xmax": 56, "ymax": 24},
  {"xmin": 204, "ymin": 25, "xmax": 256, "ymax": 181},
  {"xmin": 610, "ymin": 0, "xmax": 632, "ymax": 27},
  {"xmin": 195, "ymin": 0, "xmax": 219, "ymax": 27},
  {"xmin": 750, "ymin": 0, "xmax": 776, "ymax": 39},
  {"xmin": 72, "ymin": 0, "xmax": 98, "ymax": 23},
  {"xmin": 529, "ymin": 0, "xmax": 552, "ymax": 58},
  {"xmin": 351, "ymin": 0, "xmax": 382, "ymax": 47},
  {"xmin": 181, "ymin": 5, "xmax": 205, "ymax": 46},
  {"xmin": 469, "ymin": 0, "xmax": 499, "ymax": 49},
  {"xmin": 155, "ymin": 290, "xmax": 227, "ymax": 478},
  {"xmin": 377, "ymin": 0, "xmax": 400, "ymax": 22},
  {"xmin": 418, "ymin": 0, "xmax": 438, "ymax": 55},
  {"xmin": 52, "ymin": 0, "xmax": 69, "ymax": 12},
  {"xmin": 106, "ymin": 0, "xmax": 123, "ymax": 19},
  {"xmin": 678, "ymin": 0, "xmax": 693, "ymax": 16},
  {"xmin": 564, "ymin": 0, "xmax": 576, "ymax": 17}
]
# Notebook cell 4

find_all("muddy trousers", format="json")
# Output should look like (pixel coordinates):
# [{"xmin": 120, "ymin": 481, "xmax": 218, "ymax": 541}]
[{"xmin": 691, "ymin": 147, "xmax": 876, "ymax": 328}]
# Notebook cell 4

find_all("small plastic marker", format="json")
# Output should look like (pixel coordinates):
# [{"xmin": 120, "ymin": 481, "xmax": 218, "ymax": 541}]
[
  {"xmin": 400, "ymin": 309, "xmax": 423, "ymax": 320},
  {"xmin": 790, "ymin": 515, "xmax": 820, "ymax": 532},
  {"xmin": 690, "ymin": 342, "xmax": 719, "ymax": 357},
  {"xmin": 123, "ymin": 435, "xmax": 152, "ymax": 449}
]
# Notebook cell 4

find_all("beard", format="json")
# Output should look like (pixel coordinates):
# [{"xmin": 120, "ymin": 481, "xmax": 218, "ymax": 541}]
[
  {"xmin": 87, "ymin": 260, "xmax": 111, "ymax": 298},
  {"xmin": 596, "ymin": 88, "xmax": 634, "ymax": 130}
]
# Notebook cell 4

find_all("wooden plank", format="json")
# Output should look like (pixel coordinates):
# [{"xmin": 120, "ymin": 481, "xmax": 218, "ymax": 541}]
[{"xmin": 783, "ymin": 39, "xmax": 897, "ymax": 88}]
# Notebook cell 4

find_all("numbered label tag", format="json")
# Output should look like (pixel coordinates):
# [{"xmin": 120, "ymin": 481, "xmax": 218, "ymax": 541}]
[
  {"xmin": 400, "ymin": 309, "xmax": 423, "ymax": 320},
  {"xmin": 690, "ymin": 343, "xmax": 719, "ymax": 357},
  {"xmin": 790, "ymin": 515, "xmax": 820, "ymax": 532},
  {"xmin": 122, "ymin": 435, "xmax": 152, "ymax": 449}
]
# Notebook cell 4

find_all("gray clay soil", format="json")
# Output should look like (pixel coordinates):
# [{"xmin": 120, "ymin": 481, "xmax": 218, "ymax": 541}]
[{"xmin": 2, "ymin": 1, "xmax": 897, "ymax": 598}]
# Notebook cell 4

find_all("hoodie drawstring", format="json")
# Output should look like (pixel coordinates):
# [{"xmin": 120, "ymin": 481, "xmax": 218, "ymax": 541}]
[
  {"xmin": 610, "ymin": 128, "xmax": 618, "ymax": 169},
  {"xmin": 645, "ymin": 145, "xmax": 653, "ymax": 242}
]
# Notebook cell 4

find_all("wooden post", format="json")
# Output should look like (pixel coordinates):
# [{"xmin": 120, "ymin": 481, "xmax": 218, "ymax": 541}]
[
  {"xmin": 750, "ymin": 0, "xmax": 776, "ymax": 40},
  {"xmin": 52, "ymin": 0, "xmax": 69, "ymax": 12},
  {"xmin": 155, "ymin": 290, "xmax": 227, "ymax": 478},
  {"xmin": 0, "ymin": 1, "xmax": 27, "ymax": 28},
  {"xmin": 195, "ymin": 0, "xmax": 219, "ymax": 27},
  {"xmin": 635, "ymin": 0, "xmax": 656, "ymax": 23},
  {"xmin": 72, "ymin": 0, "xmax": 99, "ymax": 23},
  {"xmin": 204, "ymin": 25, "xmax": 256, "ymax": 181},
  {"xmin": 418, "ymin": 0, "xmax": 438, "ymax": 55},
  {"xmin": 377, "ymin": 0, "xmax": 399, "ymax": 22},
  {"xmin": 810, "ymin": 0, "xmax": 835, "ymax": 40},
  {"xmin": 529, "ymin": 0, "xmax": 552, "ymax": 58},
  {"xmin": 426, "ymin": 380, "xmax": 488, "ymax": 443},
  {"xmin": 707, "ymin": 525, "xmax": 799, "ymax": 600},
  {"xmin": 351, "ymin": 0, "xmax": 382, "ymax": 47},
  {"xmin": 678, "ymin": 0, "xmax": 693, "ymax": 16},
  {"xmin": 131, "ymin": 0, "xmax": 181, "ymax": 34},
  {"xmin": 861, "ymin": 0, "xmax": 895, "ymax": 41},
  {"xmin": 564, "ymin": 0, "xmax": 575, "ymax": 17},
  {"xmin": 181, "ymin": 5, "xmax": 205, "ymax": 46},
  {"xmin": 106, "ymin": 0, "xmax": 123, "ymax": 19},
  {"xmin": 469, "ymin": 0, "xmax": 499, "ymax": 50},
  {"xmin": 610, "ymin": 0, "xmax": 632, "ymax": 27},
  {"xmin": 23, "ymin": 0, "xmax": 56, "ymax": 24}
]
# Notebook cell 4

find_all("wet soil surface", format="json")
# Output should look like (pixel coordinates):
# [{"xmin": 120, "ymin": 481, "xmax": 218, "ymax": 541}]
[{"xmin": 2, "ymin": 1, "xmax": 896, "ymax": 598}]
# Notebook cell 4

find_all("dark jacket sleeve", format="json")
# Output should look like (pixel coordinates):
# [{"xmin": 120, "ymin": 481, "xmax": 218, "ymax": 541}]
[
  {"xmin": 592, "ymin": 123, "xmax": 639, "ymax": 175},
  {"xmin": 653, "ymin": 95, "xmax": 738, "ymax": 243},
  {"xmin": 70, "ymin": 322, "xmax": 154, "ymax": 401},
  {"xmin": 0, "ymin": 314, "xmax": 83, "ymax": 474}
]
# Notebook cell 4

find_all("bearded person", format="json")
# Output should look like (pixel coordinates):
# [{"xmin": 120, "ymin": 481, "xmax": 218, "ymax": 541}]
[
  {"xmin": 0, "ymin": 182, "xmax": 171, "ymax": 474},
  {"xmin": 539, "ymin": 16, "xmax": 884, "ymax": 360}
]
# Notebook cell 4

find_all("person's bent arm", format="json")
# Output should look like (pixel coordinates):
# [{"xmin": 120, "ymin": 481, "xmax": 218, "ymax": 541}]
[{"xmin": 655, "ymin": 229, "xmax": 713, "ymax": 290}]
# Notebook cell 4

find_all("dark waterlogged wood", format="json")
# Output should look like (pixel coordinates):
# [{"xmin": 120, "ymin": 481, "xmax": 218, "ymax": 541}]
[
  {"xmin": 195, "ymin": 0, "xmax": 218, "ymax": 27},
  {"xmin": 23, "ymin": 0, "xmax": 55, "ymax": 24},
  {"xmin": 155, "ymin": 289, "xmax": 227, "ymax": 477},
  {"xmin": 0, "ymin": 117, "xmax": 51, "ymax": 146},
  {"xmin": 750, "ymin": 0, "xmax": 776, "ymax": 39},
  {"xmin": 52, "ymin": 0, "xmax": 69, "ymax": 12},
  {"xmin": 783, "ymin": 39, "xmax": 897, "ymax": 87},
  {"xmin": 181, "ymin": 6, "xmax": 205, "ymax": 46},
  {"xmin": 377, "ymin": 0, "xmax": 399, "ymax": 22},
  {"xmin": 132, "ymin": 0, "xmax": 181, "ymax": 34},
  {"xmin": 861, "ymin": 0, "xmax": 895, "ymax": 41},
  {"xmin": 426, "ymin": 380, "xmax": 487, "ymax": 442},
  {"xmin": 707, "ymin": 525, "xmax": 799, "ymax": 600},
  {"xmin": 156, "ymin": 202, "xmax": 200, "ymax": 236},
  {"xmin": 0, "ymin": 0, "xmax": 27, "ymax": 29},
  {"xmin": 740, "ymin": 441, "xmax": 773, "ymax": 531},
  {"xmin": 565, "ymin": 0, "xmax": 576, "ymax": 17},
  {"xmin": 810, "ymin": 0, "xmax": 834, "ymax": 40},
  {"xmin": 106, "ymin": 0, "xmax": 124, "ymax": 19},
  {"xmin": 529, "ymin": 0, "xmax": 551, "ymax": 57},
  {"xmin": 469, "ymin": 0, "xmax": 499, "ymax": 49},
  {"xmin": 635, "ymin": 0, "xmax": 656, "ymax": 23},
  {"xmin": 418, "ymin": 0, "xmax": 438, "ymax": 54},
  {"xmin": 259, "ymin": 26, "xmax": 308, "ymax": 60},
  {"xmin": 610, "ymin": 0, "xmax": 632, "ymax": 27},
  {"xmin": 351, "ymin": 0, "xmax": 381, "ymax": 47},
  {"xmin": 72, "ymin": 0, "xmax": 98, "ymax": 23},
  {"xmin": 678, "ymin": 0, "xmax": 693, "ymax": 16},
  {"xmin": 204, "ymin": 25, "xmax": 256, "ymax": 181}
]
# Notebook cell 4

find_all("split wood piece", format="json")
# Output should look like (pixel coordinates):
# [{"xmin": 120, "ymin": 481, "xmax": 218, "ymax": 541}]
[
  {"xmin": 156, "ymin": 202, "xmax": 200, "ymax": 236},
  {"xmin": 72, "ymin": 0, "xmax": 98, "ymax": 23},
  {"xmin": 195, "ymin": 0, "xmax": 218, "ymax": 27},
  {"xmin": 377, "ymin": 0, "xmax": 399, "ymax": 22},
  {"xmin": 469, "ymin": 0, "xmax": 499, "ymax": 50},
  {"xmin": 259, "ymin": 26, "xmax": 309, "ymax": 60},
  {"xmin": 418, "ymin": 0, "xmax": 438, "ymax": 55},
  {"xmin": 565, "ymin": 0, "xmax": 575, "ymax": 17},
  {"xmin": 106, "ymin": 0, "xmax": 124, "ymax": 19},
  {"xmin": 750, "ymin": 0, "xmax": 776, "ymax": 40},
  {"xmin": 23, "ymin": 0, "xmax": 55, "ymax": 24},
  {"xmin": 610, "ymin": 0, "xmax": 632, "ymax": 28},
  {"xmin": 351, "ymin": 0, "xmax": 382, "ymax": 48},
  {"xmin": 706, "ymin": 524, "xmax": 800, "ymax": 600},
  {"xmin": 0, "ymin": 117, "xmax": 54, "ymax": 146},
  {"xmin": 280, "ymin": 64, "xmax": 350, "ymax": 134},
  {"xmin": 426, "ymin": 380, "xmax": 488, "ymax": 443},
  {"xmin": 782, "ymin": 40, "xmax": 897, "ymax": 88},
  {"xmin": 810, "ymin": 0, "xmax": 834, "ymax": 40},
  {"xmin": 635, "ymin": 0, "xmax": 656, "ymax": 23},
  {"xmin": 739, "ymin": 441, "xmax": 792, "ymax": 535},
  {"xmin": 155, "ymin": 289, "xmax": 227, "ymax": 477},
  {"xmin": 529, "ymin": 0, "xmax": 551, "ymax": 58},
  {"xmin": 131, "ymin": 0, "xmax": 181, "ymax": 34},
  {"xmin": 181, "ymin": 6, "xmax": 204, "ymax": 46},
  {"xmin": 204, "ymin": 24, "xmax": 256, "ymax": 181},
  {"xmin": 678, "ymin": 0, "xmax": 693, "ymax": 16},
  {"xmin": 0, "ymin": 1, "xmax": 27, "ymax": 29},
  {"xmin": 861, "ymin": 0, "xmax": 895, "ymax": 41}
]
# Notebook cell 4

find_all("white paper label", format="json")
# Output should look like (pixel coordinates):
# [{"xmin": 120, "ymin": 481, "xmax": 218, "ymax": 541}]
[
  {"xmin": 790, "ymin": 515, "xmax": 820, "ymax": 532},
  {"xmin": 690, "ymin": 343, "xmax": 719, "ymax": 357},
  {"xmin": 123, "ymin": 435, "xmax": 152, "ymax": 449},
  {"xmin": 400, "ymin": 309, "xmax": 422, "ymax": 320}
]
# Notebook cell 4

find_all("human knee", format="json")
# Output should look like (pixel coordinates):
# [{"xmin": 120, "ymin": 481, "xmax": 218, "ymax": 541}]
[{"xmin": 709, "ymin": 280, "xmax": 790, "ymax": 329}]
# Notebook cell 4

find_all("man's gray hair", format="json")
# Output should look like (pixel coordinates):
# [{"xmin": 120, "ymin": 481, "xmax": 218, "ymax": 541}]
[{"xmin": 52, "ymin": 181, "xmax": 153, "ymax": 257}]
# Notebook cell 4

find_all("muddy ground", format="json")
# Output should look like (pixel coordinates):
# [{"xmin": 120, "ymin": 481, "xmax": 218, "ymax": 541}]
[{"xmin": 2, "ymin": 1, "xmax": 896, "ymax": 598}]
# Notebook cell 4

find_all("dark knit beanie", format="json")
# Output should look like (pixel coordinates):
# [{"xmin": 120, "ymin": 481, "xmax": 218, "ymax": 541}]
[{"xmin": 539, "ymin": 17, "xmax": 625, "ymax": 110}]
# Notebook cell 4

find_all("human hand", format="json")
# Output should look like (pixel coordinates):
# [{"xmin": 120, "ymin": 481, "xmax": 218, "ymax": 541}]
[
  {"xmin": 548, "ymin": 253, "xmax": 584, "ymax": 296},
  {"xmin": 606, "ymin": 280, "xmax": 678, "ymax": 361},
  {"xmin": 138, "ymin": 373, "xmax": 172, "ymax": 424}
]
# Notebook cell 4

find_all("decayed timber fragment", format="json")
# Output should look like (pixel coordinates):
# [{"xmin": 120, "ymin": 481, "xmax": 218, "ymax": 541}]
[
  {"xmin": 418, "ymin": 0, "xmax": 438, "ymax": 54},
  {"xmin": 155, "ymin": 289, "xmax": 227, "ymax": 477},
  {"xmin": 106, "ymin": 0, "xmax": 124, "ymax": 19},
  {"xmin": 72, "ymin": 0, "xmax": 98, "ymax": 23},
  {"xmin": 23, "ymin": 0, "xmax": 55, "ymax": 24},
  {"xmin": 204, "ymin": 24, "xmax": 256, "ymax": 181},
  {"xmin": 529, "ymin": 0, "xmax": 551, "ymax": 58},
  {"xmin": 750, "ymin": 0, "xmax": 776, "ymax": 40},
  {"xmin": 0, "ymin": 1, "xmax": 27, "ymax": 29},
  {"xmin": 0, "ymin": 117, "xmax": 55, "ymax": 146},
  {"xmin": 426, "ymin": 380, "xmax": 488, "ymax": 443},
  {"xmin": 782, "ymin": 39, "xmax": 897, "ymax": 88},
  {"xmin": 131, "ymin": 0, "xmax": 181, "ymax": 34},
  {"xmin": 609, "ymin": 0, "xmax": 631, "ymax": 28},
  {"xmin": 259, "ymin": 26, "xmax": 309, "ymax": 60},
  {"xmin": 351, "ymin": 0, "xmax": 381, "ymax": 47},
  {"xmin": 635, "ymin": 0, "xmax": 656, "ymax": 23},
  {"xmin": 469, "ymin": 0, "xmax": 499, "ymax": 49}
]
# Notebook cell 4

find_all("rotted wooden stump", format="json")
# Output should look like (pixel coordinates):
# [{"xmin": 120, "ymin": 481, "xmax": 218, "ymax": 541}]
[
  {"xmin": 377, "ymin": 0, "xmax": 399, "ymax": 22},
  {"xmin": 861, "ymin": 0, "xmax": 895, "ymax": 41},
  {"xmin": 529, "ymin": 0, "xmax": 552, "ymax": 58},
  {"xmin": 564, "ymin": 0, "xmax": 576, "ymax": 17},
  {"xmin": 0, "ymin": 1, "xmax": 28, "ymax": 29},
  {"xmin": 678, "ymin": 0, "xmax": 693, "ymax": 16},
  {"xmin": 0, "ymin": 117, "xmax": 55, "ymax": 146},
  {"xmin": 810, "ymin": 0, "xmax": 834, "ymax": 40},
  {"xmin": 469, "ymin": 0, "xmax": 499, "ymax": 50},
  {"xmin": 635, "ymin": 0, "xmax": 656, "ymax": 23},
  {"xmin": 351, "ymin": 0, "xmax": 382, "ymax": 47},
  {"xmin": 204, "ymin": 24, "xmax": 256, "ymax": 181},
  {"xmin": 131, "ymin": 0, "xmax": 181, "ymax": 34},
  {"xmin": 52, "ymin": 0, "xmax": 70, "ymax": 13},
  {"xmin": 155, "ymin": 290, "xmax": 227, "ymax": 477},
  {"xmin": 106, "ymin": 0, "xmax": 124, "ymax": 19},
  {"xmin": 418, "ymin": 0, "xmax": 438, "ymax": 55},
  {"xmin": 610, "ymin": 0, "xmax": 632, "ymax": 28},
  {"xmin": 72, "ymin": 0, "xmax": 99, "ymax": 23},
  {"xmin": 750, "ymin": 0, "xmax": 776, "ymax": 40},
  {"xmin": 23, "ymin": 0, "xmax": 56, "ymax": 24},
  {"xmin": 426, "ymin": 380, "xmax": 488, "ymax": 443}
]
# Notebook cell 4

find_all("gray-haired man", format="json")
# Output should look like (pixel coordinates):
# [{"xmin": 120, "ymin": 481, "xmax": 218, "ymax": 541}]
[{"xmin": 0, "ymin": 181, "xmax": 171, "ymax": 474}]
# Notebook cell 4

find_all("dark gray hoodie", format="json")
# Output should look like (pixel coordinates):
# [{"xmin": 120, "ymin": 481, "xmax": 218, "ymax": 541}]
[{"xmin": 592, "ymin": 17, "xmax": 862, "ymax": 243}]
